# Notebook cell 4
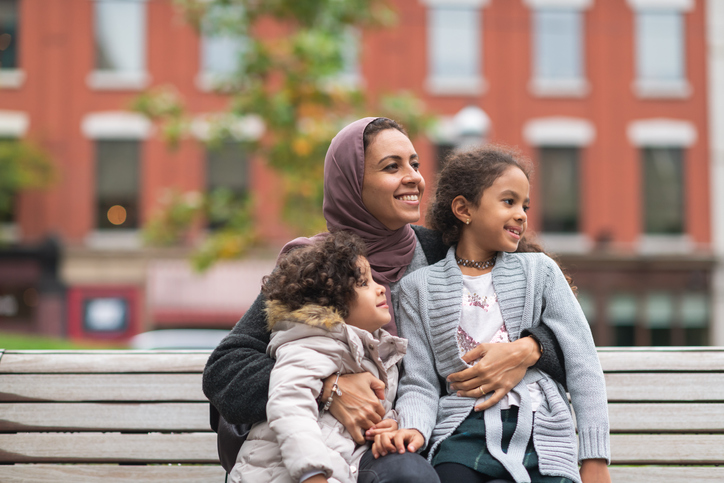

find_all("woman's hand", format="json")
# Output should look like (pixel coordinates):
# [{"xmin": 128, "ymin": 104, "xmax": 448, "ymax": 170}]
[
  {"xmin": 322, "ymin": 372, "xmax": 387, "ymax": 444},
  {"xmin": 447, "ymin": 336, "xmax": 542, "ymax": 411},
  {"xmin": 579, "ymin": 459, "xmax": 611, "ymax": 483},
  {"xmin": 365, "ymin": 418, "xmax": 398, "ymax": 441},
  {"xmin": 372, "ymin": 428, "xmax": 424, "ymax": 458}
]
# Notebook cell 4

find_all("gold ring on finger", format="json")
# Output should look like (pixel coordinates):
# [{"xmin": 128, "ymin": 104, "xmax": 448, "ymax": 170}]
[{"xmin": 479, "ymin": 386, "xmax": 485, "ymax": 396}]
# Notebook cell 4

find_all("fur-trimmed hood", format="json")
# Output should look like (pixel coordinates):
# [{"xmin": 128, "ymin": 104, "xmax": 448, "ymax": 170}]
[
  {"xmin": 266, "ymin": 300, "xmax": 345, "ymax": 331},
  {"xmin": 264, "ymin": 300, "xmax": 407, "ymax": 386}
]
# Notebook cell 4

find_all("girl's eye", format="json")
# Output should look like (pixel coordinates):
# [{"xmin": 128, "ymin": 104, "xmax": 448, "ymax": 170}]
[
  {"xmin": 523, "ymin": 205, "xmax": 530, "ymax": 212},
  {"xmin": 503, "ymin": 199, "xmax": 513, "ymax": 205}
]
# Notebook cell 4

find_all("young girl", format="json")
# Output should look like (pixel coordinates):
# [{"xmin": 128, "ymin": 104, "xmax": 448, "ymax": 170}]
[
  {"xmin": 373, "ymin": 146, "xmax": 610, "ymax": 483},
  {"xmin": 230, "ymin": 231, "xmax": 412, "ymax": 483}
]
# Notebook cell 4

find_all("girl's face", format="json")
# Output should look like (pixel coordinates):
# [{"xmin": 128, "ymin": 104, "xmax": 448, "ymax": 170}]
[
  {"xmin": 361, "ymin": 129, "xmax": 425, "ymax": 231},
  {"xmin": 345, "ymin": 257, "xmax": 391, "ymax": 333},
  {"xmin": 456, "ymin": 166, "xmax": 530, "ymax": 259}
]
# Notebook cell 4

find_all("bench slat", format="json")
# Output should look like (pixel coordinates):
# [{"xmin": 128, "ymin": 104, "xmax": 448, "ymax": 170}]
[
  {"xmin": 0, "ymin": 403, "xmax": 210, "ymax": 432},
  {"xmin": 611, "ymin": 434, "xmax": 724, "ymax": 464},
  {"xmin": 605, "ymin": 373, "xmax": 724, "ymax": 401},
  {"xmin": 0, "ymin": 351, "xmax": 209, "ymax": 374},
  {"xmin": 0, "ymin": 433, "xmax": 217, "ymax": 463},
  {"xmin": 608, "ymin": 465, "xmax": 724, "ymax": 483},
  {"xmin": 0, "ymin": 374, "xmax": 205, "ymax": 402},
  {"xmin": 598, "ymin": 347, "xmax": 724, "ymax": 372},
  {"xmin": 609, "ymin": 403, "xmax": 724, "ymax": 432},
  {"xmin": 0, "ymin": 464, "xmax": 225, "ymax": 483}
]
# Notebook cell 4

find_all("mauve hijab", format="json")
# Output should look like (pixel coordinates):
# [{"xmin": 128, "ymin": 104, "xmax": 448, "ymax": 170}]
[{"xmin": 280, "ymin": 117, "xmax": 418, "ymax": 334}]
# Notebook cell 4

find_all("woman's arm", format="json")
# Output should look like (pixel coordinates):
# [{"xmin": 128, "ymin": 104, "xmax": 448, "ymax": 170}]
[{"xmin": 202, "ymin": 292, "xmax": 273, "ymax": 425}]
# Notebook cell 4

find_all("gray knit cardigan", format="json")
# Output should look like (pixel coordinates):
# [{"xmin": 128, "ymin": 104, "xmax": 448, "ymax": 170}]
[{"xmin": 394, "ymin": 247, "xmax": 610, "ymax": 483}]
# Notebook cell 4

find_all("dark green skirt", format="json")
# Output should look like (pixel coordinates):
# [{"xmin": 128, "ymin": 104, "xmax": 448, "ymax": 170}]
[{"xmin": 432, "ymin": 407, "xmax": 573, "ymax": 483}]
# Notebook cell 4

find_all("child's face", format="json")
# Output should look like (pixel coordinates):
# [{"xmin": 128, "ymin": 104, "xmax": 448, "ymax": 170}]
[
  {"xmin": 462, "ymin": 166, "xmax": 530, "ymax": 255},
  {"xmin": 345, "ymin": 257, "xmax": 392, "ymax": 333}
]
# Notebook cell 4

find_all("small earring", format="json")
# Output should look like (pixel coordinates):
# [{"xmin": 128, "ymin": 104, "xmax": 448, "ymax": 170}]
[{"xmin": 465, "ymin": 219, "xmax": 470, "ymax": 225}]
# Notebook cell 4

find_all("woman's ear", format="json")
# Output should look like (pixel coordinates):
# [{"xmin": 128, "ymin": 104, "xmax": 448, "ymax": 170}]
[{"xmin": 451, "ymin": 196, "xmax": 472, "ymax": 224}]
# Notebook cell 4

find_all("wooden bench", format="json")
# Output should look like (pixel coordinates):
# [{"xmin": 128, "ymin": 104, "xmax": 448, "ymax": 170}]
[{"xmin": 1, "ymin": 348, "xmax": 723, "ymax": 482}]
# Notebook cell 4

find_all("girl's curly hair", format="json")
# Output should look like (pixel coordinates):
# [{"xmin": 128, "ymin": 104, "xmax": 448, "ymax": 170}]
[
  {"xmin": 427, "ymin": 144, "xmax": 533, "ymax": 246},
  {"xmin": 261, "ymin": 231, "xmax": 368, "ymax": 318}
]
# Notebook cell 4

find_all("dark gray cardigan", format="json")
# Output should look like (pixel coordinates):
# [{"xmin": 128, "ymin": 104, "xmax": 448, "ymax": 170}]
[{"xmin": 202, "ymin": 225, "xmax": 567, "ymax": 425}]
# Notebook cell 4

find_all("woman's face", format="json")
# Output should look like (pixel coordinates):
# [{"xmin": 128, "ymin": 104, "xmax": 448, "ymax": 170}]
[{"xmin": 361, "ymin": 129, "xmax": 425, "ymax": 231}]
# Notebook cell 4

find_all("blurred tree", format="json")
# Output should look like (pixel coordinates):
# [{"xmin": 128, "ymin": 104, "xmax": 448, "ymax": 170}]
[
  {"xmin": 136, "ymin": 0, "xmax": 432, "ymax": 270},
  {"xmin": 0, "ymin": 140, "xmax": 55, "ymax": 236}
]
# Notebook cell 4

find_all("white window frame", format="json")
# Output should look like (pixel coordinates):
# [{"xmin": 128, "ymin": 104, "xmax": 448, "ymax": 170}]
[
  {"xmin": 423, "ymin": 0, "xmax": 489, "ymax": 96},
  {"xmin": 628, "ymin": 0, "xmax": 693, "ymax": 98},
  {"xmin": 87, "ymin": 0, "xmax": 150, "ymax": 91},
  {"xmin": 0, "ymin": 110, "xmax": 29, "ymax": 137}
]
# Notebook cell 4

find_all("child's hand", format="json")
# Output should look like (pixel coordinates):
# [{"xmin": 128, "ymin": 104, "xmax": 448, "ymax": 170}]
[
  {"xmin": 372, "ymin": 428, "xmax": 424, "ymax": 459},
  {"xmin": 579, "ymin": 459, "xmax": 611, "ymax": 483},
  {"xmin": 365, "ymin": 418, "xmax": 398, "ymax": 441},
  {"xmin": 303, "ymin": 474, "xmax": 328, "ymax": 483}
]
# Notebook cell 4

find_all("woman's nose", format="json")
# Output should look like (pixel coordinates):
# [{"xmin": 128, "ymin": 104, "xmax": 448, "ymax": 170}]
[{"xmin": 402, "ymin": 166, "xmax": 422, "ymax": 185}]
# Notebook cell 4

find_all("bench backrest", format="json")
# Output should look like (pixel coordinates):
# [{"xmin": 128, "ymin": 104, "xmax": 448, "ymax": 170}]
[
  {"xmin": 1, "ymin": 348, "xmax": 723, "ymax": 482},
  {"xmin": 0, "ymin": 349, "xmax": 224, "ymax": 482}
]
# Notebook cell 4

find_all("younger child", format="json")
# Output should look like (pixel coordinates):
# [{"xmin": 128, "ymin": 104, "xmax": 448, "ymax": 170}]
[
  {"xmin": 230, "ymin": 231, "xmax": 407, "ymax": 483},
  {"xmin": 374, "ymin": 146, "xmax": 611, "ymax": 483}
]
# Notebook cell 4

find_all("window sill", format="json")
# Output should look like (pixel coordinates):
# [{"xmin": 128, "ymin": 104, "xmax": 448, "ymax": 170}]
[
  {"xmin": 528, "ymin": 78, "xmax": 590, "ymax": 98},
  {"xmin": 85, "ymin": 230, "xmax": 142, "ymax": 250},
  {"xmin": 538, "ymin": 233, "xmax": 592, "ymax": 254},
  {"xmin": 87, "ymin": 71, "xmax": 151, "ymax": 91},
  {"xmin": 195, "ymin": 72, "xmax": 238, "ymax": 93},
  {"xmin": 633, "ymin": 79, "xmax": 692, "ymax": 99},
  {"xmin": 637, "ymin": 234, "xmax": 693, "ymax": 254},
  {"xmin": 425, "ymin": 76, "xmax": 487, "ymax": 97},
  {"xmin": 0, "ymin": 69, "xmax": 26, "ymax": 89}
]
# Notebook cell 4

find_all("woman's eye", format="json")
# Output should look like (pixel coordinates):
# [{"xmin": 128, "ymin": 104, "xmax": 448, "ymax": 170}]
[
  {"xmin": 383, "ymin": 163, "xmax": 399, "ymax": 171},
  {"xmin": 503, "ymin": 199, "xmax": 513, "ymax": 205},
  {"xmin": 411, "ymin": 161, "xmax": 420, "ymax": 170}
]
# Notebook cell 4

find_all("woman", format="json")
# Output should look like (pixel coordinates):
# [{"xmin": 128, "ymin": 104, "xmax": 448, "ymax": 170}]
[{"xmin": 203, "ymin": 118, "xmax": 567, "ymax": 482}]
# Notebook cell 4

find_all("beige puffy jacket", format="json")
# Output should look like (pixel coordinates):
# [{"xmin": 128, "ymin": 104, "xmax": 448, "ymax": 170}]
[{"xmin": 230, "ymin": 301, "xmax": 407, "ymax": 483}]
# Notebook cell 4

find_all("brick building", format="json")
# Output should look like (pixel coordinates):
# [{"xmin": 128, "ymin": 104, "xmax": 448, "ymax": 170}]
[{"xmin": 0, "ymin": 0, "xmax": 719, "ymax": 346}]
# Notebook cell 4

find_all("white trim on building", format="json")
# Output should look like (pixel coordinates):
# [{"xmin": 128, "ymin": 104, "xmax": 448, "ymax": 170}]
[
  {"xmin": 523, "ymin": 117, "xmax": 595, "ymax": 146},
  {"xmin": 523, "ymin": 0, "xmax": 593, "ymax": 10},
  {"xmin": 0, "ymin": 110, "xmax": 29, "ymax": 137},
  {"xmin": 626, "ymin": 0, "xmax": 694, "ymax": 11},
  {"xmin": 81, "ymin": 112, "xmax": 153, "ymax": 140},
  {"xmin": 627, "ymin": 118, "xmax": 697, "ymax": 147},
  {"xmin": 190, "ymin": 114, "xmax": 265, "ymax": 142},
  {"xmin": 420, "ymin": 0, "xmax": 490, "ymax": 6}
]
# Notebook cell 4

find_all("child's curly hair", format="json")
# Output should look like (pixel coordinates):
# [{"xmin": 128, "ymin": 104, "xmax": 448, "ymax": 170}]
[{"xmin": 262, "ymin": 231, "xmax": 368, "ymax": 318}]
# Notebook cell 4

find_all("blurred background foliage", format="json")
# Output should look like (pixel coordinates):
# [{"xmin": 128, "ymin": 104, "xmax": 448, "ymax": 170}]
[
  {"xmin": 135, "ymin": 0, "xmax": 433, "ymax": 270},
  {"xmin": 0, "ymin": 140, "xmax": 55, "ymax": 236}
]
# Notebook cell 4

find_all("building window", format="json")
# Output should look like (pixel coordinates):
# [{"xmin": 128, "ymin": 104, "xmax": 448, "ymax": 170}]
[
  {"xmin": 643, "ymin": 147, "xmax": 684, "ymax": 234},
  {"xmin": 534, "ymin": 9, "xmax": 582, "ymax": 80},
  {"xmin": 633, "ymin": 8, "xmax": 689, "ymax": 97},
  {"xmin": 426, "ymin": 5, "xmax": 483, "ymax": 95},
  {"xmin": 96, "ymin": 140, "xmax": 140, "ymax": 230},
  {"xmin": 206, "ymin": 141, "xmax": 247, "ymax": 196},
  {"xmin": 198, "ymin": 3, "xmax": 246, "ymax": 90},
  {"xmin": 90, "ymin": 0, "xmax": 148, "ymax": 89},
  {"xmin": 607, "ymin": 293, "xmax": 637, "ymax": 347},
  {"xmin": 0, "ymin": 0, "xmax": 18, "ymax": 69},
  {"xmin": 681, "ymin": 292, "xmax": 708, "ymax": 346},
  {"xmin": 539, "ymin": 147, "xmax": 579, "ymax": 233},
  {"xmin": 644, "ymin": 291, "xmax": 673, "ymax": 346},
  {"xmin": 636, "ymin": 11, "xmax": 683, "ymax": 82},
  {"xmin": 206, "ymin": 141, "xmax": 248, "ymax": 229},
  {"xmin": 338, "ymin": 27, "xmax": 361, "ymax": 85}
]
